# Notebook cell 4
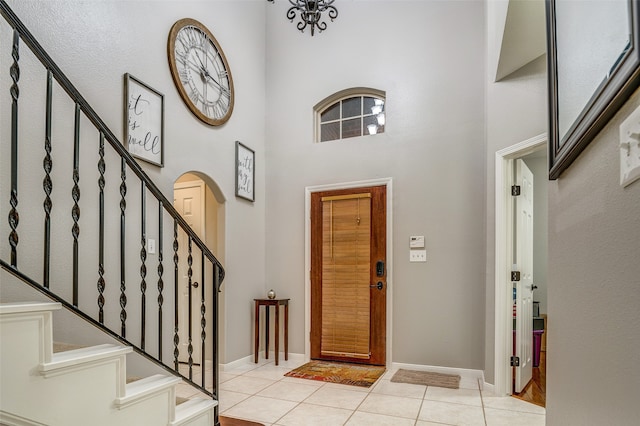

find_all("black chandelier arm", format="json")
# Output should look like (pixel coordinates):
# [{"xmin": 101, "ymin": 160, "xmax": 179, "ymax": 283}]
[{"xmin": 270, "ymin": 0, "xmax": 338, "ymax": 36}]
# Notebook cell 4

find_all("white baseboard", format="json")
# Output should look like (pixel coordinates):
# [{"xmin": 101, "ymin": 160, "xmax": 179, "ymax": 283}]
[
  {"xmin": 220, "ymin": 352, "xmax": 305, "ymax": 372},
  {"xmin": 482, "ymin": 381, "xmax": 495, "ymax": 394}
]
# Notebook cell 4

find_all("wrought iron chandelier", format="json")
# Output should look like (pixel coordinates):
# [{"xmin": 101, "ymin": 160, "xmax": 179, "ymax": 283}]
[{"xmin": 268, "ymin": 0, "xmax": 339, "ymax": 36}]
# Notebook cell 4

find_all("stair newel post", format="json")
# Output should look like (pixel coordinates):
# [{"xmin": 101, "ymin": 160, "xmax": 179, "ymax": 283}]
[
  {"xmin": 97, "ymin": 132, "xmax": 106, "ymax": 323},
  {"xmin": 119, "ymin": 158, "xmax": 127, "ymax": 337},
  {"xmin": 8, "ymin": 29, "xmax": 20, "ymax": 268},
  {"xmin": 200, "ymin": 251, "xmax": 206, "ymax": 389},
  {"xmin": 71, "ymin": 103, "xmax": 81, "ymax": 307},
  {"xmin": 173, "ymin": 219, "xmax": 179, "ymax": 371},
  {"xmin": 43, "ymin": 70, "xmax": 53, "ymax": 288},
  {"xmin": 157, "ymin": 200, "xmax": 164, "ymax": 362},
  {"xmin": 187, "ymin": 235, "xmax": 194, "ymax": 380},
  {"xmin": 140, "ymin": 181, "xmax": 147, "ymax": 351}
]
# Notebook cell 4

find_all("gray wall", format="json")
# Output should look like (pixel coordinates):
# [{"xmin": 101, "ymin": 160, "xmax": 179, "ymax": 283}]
[
  {"xmin": 546, "ymin": 89, "xmax": 640, "ymax": 425},
  {"xmin": 483, "ymin": 54, "xmax": 548, "ymax": 383},
  {"xmin": 265, "ymin": 0, "xmax": 486, "ymax": 369},
  {"xmin": 0, "ymin": 0, "xmax": 268, "ymax": 364}
]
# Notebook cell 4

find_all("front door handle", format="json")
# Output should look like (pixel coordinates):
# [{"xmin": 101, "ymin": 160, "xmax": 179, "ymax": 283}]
[
  {"xmin": 370, "ymin": 281, "xmax": 384, "ymax": 290},
  {"xmin": 192, "ymin": 282, "xmax": 199, "ymax": 288}
]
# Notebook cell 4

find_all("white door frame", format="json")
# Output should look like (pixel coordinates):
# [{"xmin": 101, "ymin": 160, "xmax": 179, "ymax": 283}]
[
  {"xmin": 304, "ymin": 178, "xmax": 393, "ymax": 367},
  {"xmin": 494, "ymin": 133, "xmax": 546, "ymax": 395}
]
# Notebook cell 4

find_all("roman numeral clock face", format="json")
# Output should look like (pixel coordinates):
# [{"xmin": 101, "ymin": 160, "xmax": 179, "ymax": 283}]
[{"xmin": 168, "ymin": 18, "xmax": 234, "ymax": 126}]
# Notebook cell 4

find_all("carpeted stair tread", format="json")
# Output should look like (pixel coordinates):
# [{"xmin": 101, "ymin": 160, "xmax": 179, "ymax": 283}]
[{"xmin": 53, "ymin": 341, "xmax": 87, "ymax": 353}]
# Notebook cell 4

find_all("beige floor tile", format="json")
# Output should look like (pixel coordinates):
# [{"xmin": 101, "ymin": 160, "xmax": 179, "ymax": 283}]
[
  {"xmin": 358, "ymin": 392, "xmax": 423, "ymax": 419},
  {"xmin": 257, "ymin": 380, "xmax": 321, "ymax": 402},
  {"xmin": 346, "ymin": 410, "xmax": 416, "ymax": 426},
  {"xmin": 218, "ymin": 389, "xmax": 251, "ymax": 411},
  {"xmin": 482, "ymin": 396, "xmax": 545, "ymax": 415},
  {"xmin": 219, "ymin": 371, "xmax": 239, "ymax": 383},
  {"xmin": 424, "ymin": 386, "xmax": 483, "ymax": 407},
  {"xmin": 459, "ymin": 376, "xmax": 482, "ymax": 390},
  {"xmin": 303, "ymin": 385, "xmax": 368, "ymax": 409},
  {"xmin": 484, "ymin": 407, "xmax": 546, "ymax": 426},
  {"xmin": 175, "ymin": 382, "xmax": 201, "ymax": 399},
  {"xmin": 280, "ymin": 376, "xmax": 326, "ymax": 387},
  {"xmin": 371, "ymin": 379, "xmax": 427, "ymax": 399},
  {"xmin": 322, "ymin": 381, "xmax": 375, "ymax": 393},
  {"xmin": 223, "ymin": 395, "xmax": 297, "ymax": 424},
  {"xmin": 418, "ymin": 399, "xmax": 486, "ymax": 426},
  {"xmin": 219, "ymin": 375, "xmax": 276, "ymax": 394},
  {"xmin": 244, "ymin": 364, "xmax": 292, "ymax": 381},
  {"xmin": 277, "ymin": 402, "xmax": 353, "ymax": 426}
]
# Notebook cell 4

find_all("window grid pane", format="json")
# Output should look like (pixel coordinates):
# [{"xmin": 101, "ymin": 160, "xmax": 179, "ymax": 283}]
[{"xmin": 318, "ymin": 94, "xmax": 385, "ymax": 142}]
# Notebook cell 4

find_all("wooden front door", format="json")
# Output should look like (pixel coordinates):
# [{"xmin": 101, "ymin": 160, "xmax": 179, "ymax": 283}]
[{"xmin": 310, "ymin": 185, "xmax": 386, "ymax": 365}]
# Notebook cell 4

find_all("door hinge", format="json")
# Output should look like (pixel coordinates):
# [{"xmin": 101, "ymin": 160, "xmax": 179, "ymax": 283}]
[
  {"xmin": 511, "ymin": 356, "xmax": 520, "ymax": 367},
  {"xmin": 511, "ymin": 271, "xmax": 521, "ymax": 281},
  {"xmin": 511, "ymin": 185, "xmax": 521, "ymax": 196}
]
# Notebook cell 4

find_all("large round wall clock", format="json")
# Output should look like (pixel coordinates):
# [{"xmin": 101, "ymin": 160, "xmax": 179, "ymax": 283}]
[{"xmin": 168, "ymin": 18, "xmax": 234, "ymax": 126}]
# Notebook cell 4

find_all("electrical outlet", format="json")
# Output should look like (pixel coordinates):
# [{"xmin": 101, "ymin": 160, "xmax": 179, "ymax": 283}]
[
  {"xmin": 409, "ymin": 250, "xmax": 426, "ymax": 262},
  {"xmin": 619, "ymin": 104, "xmax": 640, "ymax": 187}
]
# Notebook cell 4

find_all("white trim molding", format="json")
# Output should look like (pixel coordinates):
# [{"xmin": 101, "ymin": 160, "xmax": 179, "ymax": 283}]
[{"xmin": 494, "ymin": 133, "xmax": 547, "ymax": 396}]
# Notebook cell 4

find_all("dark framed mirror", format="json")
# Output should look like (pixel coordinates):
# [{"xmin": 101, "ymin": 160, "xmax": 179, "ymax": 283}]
[{"xmin": 547, "ymin": 0, "xmax": 640, "ymax": 179}]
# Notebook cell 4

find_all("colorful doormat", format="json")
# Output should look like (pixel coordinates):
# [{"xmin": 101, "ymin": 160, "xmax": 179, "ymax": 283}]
[
  {"xmin": 285, "ymin": 361, "xmax": 386, "ymax": 387},
  {"xmin": 391, "ymin": 369, "xmax": 460, "ymax": 389}
]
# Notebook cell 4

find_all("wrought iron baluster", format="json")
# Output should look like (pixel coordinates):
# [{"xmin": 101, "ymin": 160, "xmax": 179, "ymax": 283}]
[
  {"xmin": 43, "ymin": 70, "xmax": 53, "ymax": 287},
  {"xmin": 97, "ymin": 133, "xmax": 106, "ymax": 323},
  {"xmin": 119, "ymin": 158, "xmax": 127, "ymax": 337},
  {"xmin": 213, "ymin": 262, "xmax": 220, "ymax": 405},
  {"xmin": 187, "ymin": 235, "xmax": 193, "ymax": 380},
  {"xmin": 173, "ymin": 219, "xmax": 179, "ymax": 371},
  {"xmin": 8, "ymin": 30, "xmax": 20, "ymax": 267},
  {"xmin": 157, "ymin": 201, "xmax": 164, "ymax": 361},
  {"xmin": 71, "ymin": 103, "xmax": 81, "ymax": 307},
  {"xmin": 201, "ymin": 251, "xmax": 206, "ymax": 389},
  {"xmin": 140, "ymin": 181, "xmax": 147, "ymax": 350}
]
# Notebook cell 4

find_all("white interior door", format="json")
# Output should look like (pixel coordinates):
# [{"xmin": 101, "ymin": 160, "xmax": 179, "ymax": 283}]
[
  {"xmin": 174, "ymin": 181, "xmax": 205, "ymax": 365},
  {"xmin": 514, "ymin": 159, "xmax": 534, "ymax": 392}
]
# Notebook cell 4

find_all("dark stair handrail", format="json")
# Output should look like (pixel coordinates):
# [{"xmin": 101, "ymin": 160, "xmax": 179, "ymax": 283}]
[{"xmin": 0, "ymin": 0, "xmax": 225, "ymax": 418}]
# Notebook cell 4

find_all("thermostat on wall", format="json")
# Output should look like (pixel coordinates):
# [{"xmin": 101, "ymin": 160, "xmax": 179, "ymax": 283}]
[{"xmin": 409, "ymin": 236, "xmax": 425, "ymax": 248}]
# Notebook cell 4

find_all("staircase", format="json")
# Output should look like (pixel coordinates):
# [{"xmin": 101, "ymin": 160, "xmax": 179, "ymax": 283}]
[
  {"xmin": 0, "ymin": 1, "xmax": 225, "ymax": 424},
  {"xmin": 0, "ymin": 301, "xmax": 216, "ymax": 425}
]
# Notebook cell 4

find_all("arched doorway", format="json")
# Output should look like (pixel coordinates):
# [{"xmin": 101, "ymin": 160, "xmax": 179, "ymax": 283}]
[{"xmin": 174, "ymin": 172, "xmax": 226, "ymax": 365}]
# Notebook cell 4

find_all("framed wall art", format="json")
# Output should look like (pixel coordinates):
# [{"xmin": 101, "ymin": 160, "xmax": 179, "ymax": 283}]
[
  {"xmin": 547, "ymin": 0, "xmax": 640, "ymax": 179},
  {"xmin": 124, "ymin": 73, "xmax": 164, "ymax": 167},
  {"xmin": 235, "ymin": 141, "xmax": 255, "ymax": 201}
]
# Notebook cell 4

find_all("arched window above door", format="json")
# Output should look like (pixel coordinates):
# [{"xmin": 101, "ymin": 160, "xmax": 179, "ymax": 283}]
[{"xmin": 314, "ymin": 88, "xmax": 386, "ymax": 143}]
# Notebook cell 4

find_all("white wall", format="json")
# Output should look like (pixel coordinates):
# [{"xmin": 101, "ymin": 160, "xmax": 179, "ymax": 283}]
[
  {"xmin": 547, "ymin": 88, "xmax": 640, "ymax": 425},
  {"xmin": 0, "ymin": 0, "xmax": 267, "ymax": 364},
  {"xmin": 265, "ymin": 1, "xmax": 486, "ymax": 369}
]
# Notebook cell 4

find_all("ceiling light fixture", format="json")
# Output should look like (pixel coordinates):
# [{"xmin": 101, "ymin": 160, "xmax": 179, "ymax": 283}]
[{"xmin": 268, "ymin": 0, "xmax": 339, "ymax": 36}]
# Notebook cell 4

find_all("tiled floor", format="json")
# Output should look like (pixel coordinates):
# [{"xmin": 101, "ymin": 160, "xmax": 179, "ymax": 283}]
[{"xmin": 175, "ymin": 357, "xmax": 545, "ymax": 426}]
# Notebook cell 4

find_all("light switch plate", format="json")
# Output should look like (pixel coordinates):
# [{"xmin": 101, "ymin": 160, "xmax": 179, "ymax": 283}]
[
  {"xmin": 147, "ymin": 239, "xmax": 156, "ymax": 254},
  {"xmin": 619, "ymin": 104, "xmax": 640, "ymax": 187},
  {"xmin": 409, "ymin": 250, "xmax": 426, "ymax": 262}
]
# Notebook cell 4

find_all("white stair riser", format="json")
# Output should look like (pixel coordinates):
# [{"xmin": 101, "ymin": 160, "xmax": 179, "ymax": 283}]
[{"xmin": 1, "ymin": 303, "xmax": 215, "ymax": 426}]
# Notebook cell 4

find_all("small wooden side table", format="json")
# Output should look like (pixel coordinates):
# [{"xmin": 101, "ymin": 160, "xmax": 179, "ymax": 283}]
[{"xmin": 254, "ymin": 298, "xmax": 289, "ymax": 365}]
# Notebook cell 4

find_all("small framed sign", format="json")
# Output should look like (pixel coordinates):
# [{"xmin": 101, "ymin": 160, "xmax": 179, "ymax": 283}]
[
  {"xmin": 235, "ymin": 141, "xmax": 255, "ymax": 202},
  {"xmin": 124, "ymin": 73, "xmax": 164, "ymax": 167}
]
